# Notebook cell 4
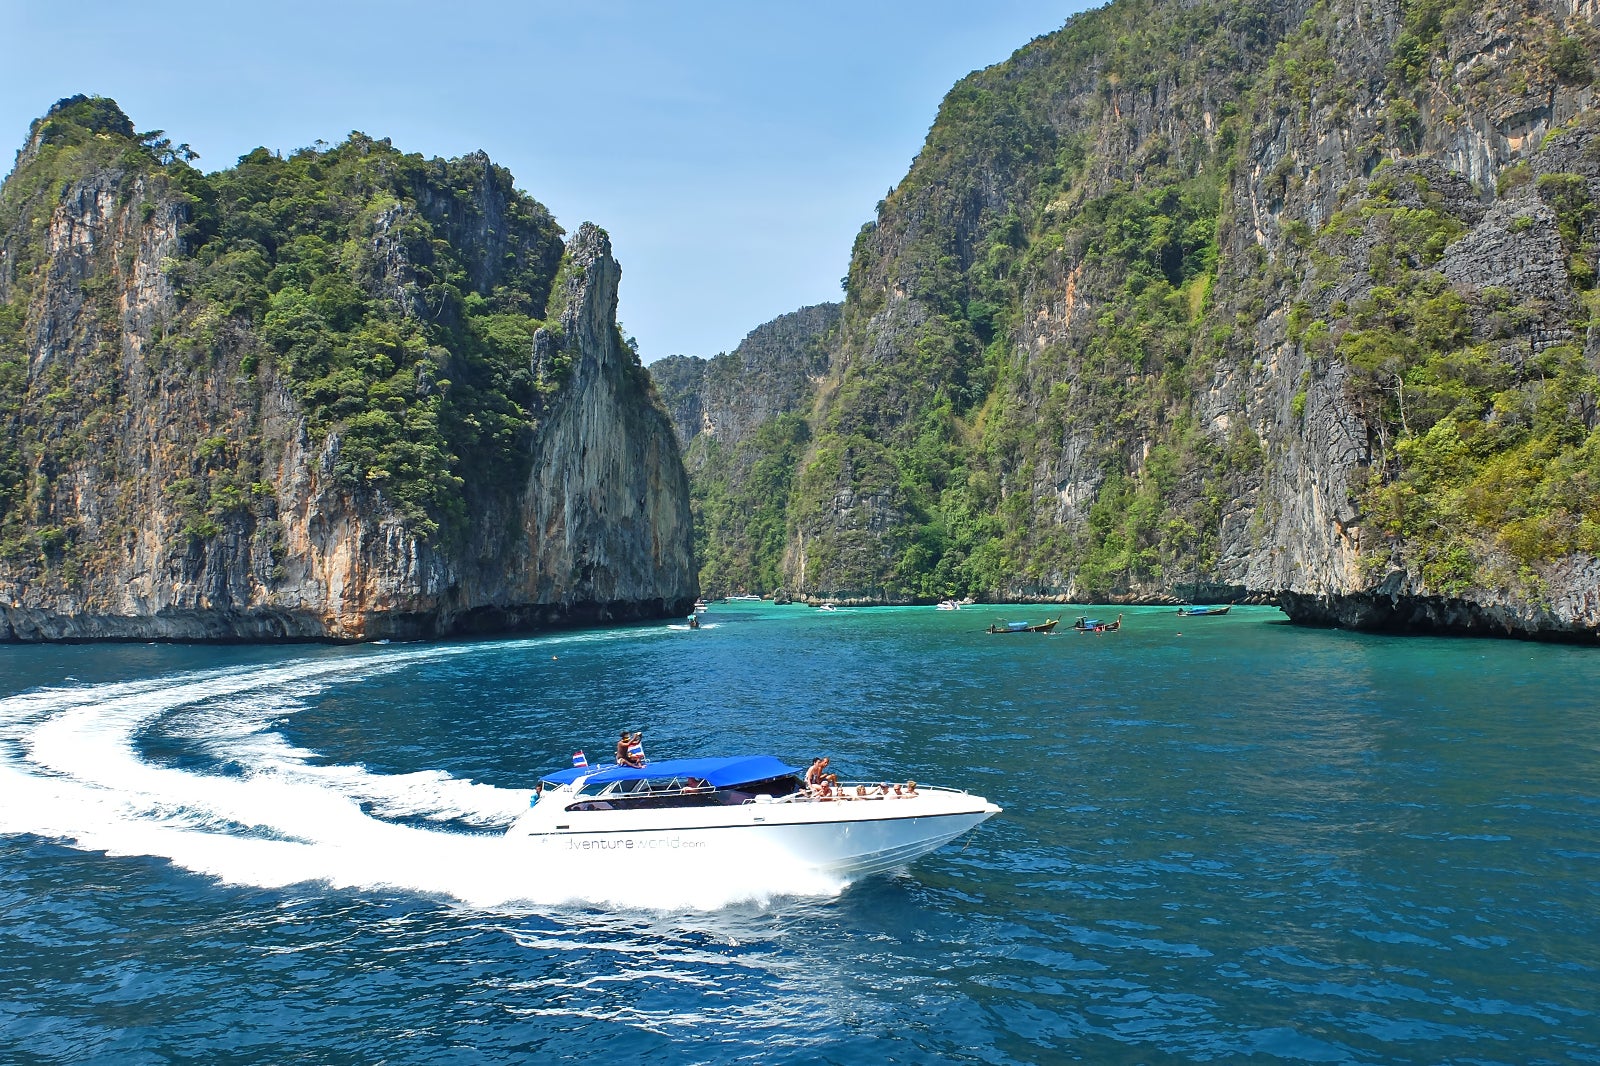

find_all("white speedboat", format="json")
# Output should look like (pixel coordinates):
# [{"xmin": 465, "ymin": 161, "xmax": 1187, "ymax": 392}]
[{"xmin": 505, "ymin": 756, "xmax": 1001, "ymax": 879}]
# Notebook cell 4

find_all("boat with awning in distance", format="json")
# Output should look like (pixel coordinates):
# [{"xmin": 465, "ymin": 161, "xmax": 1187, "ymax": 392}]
[
  {"xmin": 1177, "ymin": 605, "xmax": 1231, "ymax": 616},
  {"xmin": 505, "ymin": 755, "xmax": 1001, "ymax": 879},
  {"xmin": 1073, "ymin": 614, "xmax": 1122, "ymax": 632}
]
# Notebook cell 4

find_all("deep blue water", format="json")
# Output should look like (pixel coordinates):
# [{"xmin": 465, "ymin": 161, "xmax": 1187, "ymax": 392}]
[{"xmin": 1, "ymin": 604, "xmax": 1597, "ymax": 1064}]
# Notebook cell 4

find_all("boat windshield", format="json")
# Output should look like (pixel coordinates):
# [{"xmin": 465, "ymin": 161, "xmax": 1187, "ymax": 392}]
[{"xmin": 563, "ymin": 773, "xmax": 802, "ymax": 812}]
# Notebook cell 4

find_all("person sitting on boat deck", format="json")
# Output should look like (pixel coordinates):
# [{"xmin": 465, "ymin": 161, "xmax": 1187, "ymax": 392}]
[
  {"xmin": 805, "ymin": 756, "xmax": 829, "ymax": 790},
  {"xmin": 878, "ymin": 782, "xmax": 892, "ymax": 796},
  {"xmin": 855, "ymin": 784, "xmax": 868, "ymax": 798},
  {"xmin": 616, "ymin": 731, "xmax": 644, "ymax": 767},
  {"xmin": 904, "ymin": 780, "xmax": 918, "ymax": 796}
]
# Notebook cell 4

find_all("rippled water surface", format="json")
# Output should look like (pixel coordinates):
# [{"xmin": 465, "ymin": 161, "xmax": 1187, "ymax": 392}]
[{"xmin": 2, "ymin": 604, "xmax": 1597, "ymax": 1063}]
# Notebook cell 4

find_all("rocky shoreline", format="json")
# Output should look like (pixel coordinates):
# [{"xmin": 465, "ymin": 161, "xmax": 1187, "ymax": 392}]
[{"xmin": 0, "ymin": 596, "xmax": 695, "ymax": 644}]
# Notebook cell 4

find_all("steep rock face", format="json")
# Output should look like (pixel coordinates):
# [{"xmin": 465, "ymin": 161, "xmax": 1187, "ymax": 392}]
[
  {"xmin": 694, "ymin": 303, "xmax": 839, "ymax": 456},
  {"xmin": 507, "ymin": 225, "xmax": 697, "ymax": 626},
  {"xmin": 649, "ymin": 355, "xmax": 709, "ymax": 452},
  {"xmin": 646, "ymin": 303, "xmax": 839, "ymax": 594},
  {"xmin": 0, "ymin": 99, "xmax": 694, "ymax": 640},
  {"xmin": 649, "ymin": 303, "xmax": 839, "ymax": 456},
  {"xmin": 1205, "ymin": 0, "xmax": 1600, "ymax": 638},
  {"xmin": 787, "ymin": 0, "xmax": 1290, "ymax": 603},
  {"xmin": 761, "ymin": 0, "xmax": 1600, "ymax": 636}
]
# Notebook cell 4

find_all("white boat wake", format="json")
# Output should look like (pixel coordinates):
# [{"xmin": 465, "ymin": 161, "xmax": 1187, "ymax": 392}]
[{"xmin": 0, "ymin": 641, "xmax": 842, "ymax": 910}]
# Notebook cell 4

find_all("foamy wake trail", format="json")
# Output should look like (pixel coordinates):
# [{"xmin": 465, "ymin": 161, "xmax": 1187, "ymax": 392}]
[{"xmin": 0, "ymin": 646, "xmax": 843, "ymax": 910}]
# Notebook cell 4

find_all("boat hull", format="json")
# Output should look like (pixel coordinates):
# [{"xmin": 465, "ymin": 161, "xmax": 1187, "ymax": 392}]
[{"xmin": 507, "ymin": 793, "xmax": 1001, "ymax": 879}]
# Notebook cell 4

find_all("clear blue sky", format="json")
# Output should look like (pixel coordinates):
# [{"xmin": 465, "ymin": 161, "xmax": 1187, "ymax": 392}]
[{"xmin": 1, "ymin": 1, "xmax": 1090, "ymax": 361}]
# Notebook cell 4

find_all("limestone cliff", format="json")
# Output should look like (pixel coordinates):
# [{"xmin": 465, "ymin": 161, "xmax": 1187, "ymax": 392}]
[
  {"xmin": 0, "ymin": 97, "xmax": 695, "ymax": 641},
  {"xmin": 647, "ymin": 304, "xmax": 839, "ymax": 593},
  {"xmin": 651, "ymin": 303, "xmax": 840, "ymax": 456},
  {"xmin": 751, "ymin": 0, "xmax": 1600, "ymax": 638}
]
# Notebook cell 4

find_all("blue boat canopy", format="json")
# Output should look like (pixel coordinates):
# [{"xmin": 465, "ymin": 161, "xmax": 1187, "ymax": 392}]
[{"xmin": 540, "ymin": 755, "xmax": 801, "ymax": 788}]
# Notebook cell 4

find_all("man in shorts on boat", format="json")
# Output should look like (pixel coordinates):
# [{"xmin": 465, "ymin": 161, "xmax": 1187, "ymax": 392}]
[
  {"xmin": 616, "ymin": 731, "xmax": 643, "ymax": 767},
  {"xmin": 805, "ymin": 757, "xmax": 828, "ymax": 790}
]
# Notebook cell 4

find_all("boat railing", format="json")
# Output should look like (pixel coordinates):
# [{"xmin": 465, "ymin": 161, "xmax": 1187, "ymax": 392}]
[
  {"xmin": 765, "ymin": 781, "xmax": 968, "ymax": 804},
  {"xmin": 542, "ymin": 775, "xmax": 970, "ymax": 809}
]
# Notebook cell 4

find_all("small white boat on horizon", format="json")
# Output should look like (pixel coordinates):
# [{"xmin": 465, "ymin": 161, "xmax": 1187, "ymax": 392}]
[{"xmin": 506, "ymin": 756, "xmax": 1001, "ymax": 880}]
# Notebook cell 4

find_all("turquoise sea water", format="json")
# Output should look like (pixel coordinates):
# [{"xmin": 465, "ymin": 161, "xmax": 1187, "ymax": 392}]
[{"xmin": 1, "ymin": 604, "xmax": 1597, "ymax": 1064}]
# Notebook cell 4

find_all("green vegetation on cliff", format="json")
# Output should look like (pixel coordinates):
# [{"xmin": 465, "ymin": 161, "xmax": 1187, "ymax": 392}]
[
  {"xmin": 655, "ymin": 305, "xmax": 838, "ymax": 595},
  {"xmin": 691, "ymin": 413, "xmax": 811, "ymax": 594},
  {"xmin": 784, "ymin": 0, "xmax": 1258, "ymax": 600},
  {"xmin": 668, "ymin": 0, "xmax": 1600, "ymax": 622},
  {"xmin": 1329, "ymin": 169, "xmax": 1600, "ymax": 593},
  {"xmin": 207, "ymin": 135, "xmax": 566, "ymax": 537},
  {"xmin": 0, "ymin": 96, "xmax": 567, "ymax": 564}
]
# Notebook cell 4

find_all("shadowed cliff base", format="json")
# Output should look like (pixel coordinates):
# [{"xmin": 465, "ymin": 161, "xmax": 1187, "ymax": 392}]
[
  {"xmin": 0, "ymin": 597, "xmax": 698, "ymax": 644},
  {"xmin": 1278, "ymin": 591, "xmax": 1600, "ymax": 645}
]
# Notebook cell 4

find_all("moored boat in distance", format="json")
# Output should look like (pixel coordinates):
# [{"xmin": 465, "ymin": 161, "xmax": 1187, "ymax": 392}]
[
  {"xmin": 506, "ymin": 756, "xmax": 1002, "ymax": 879},
  {"xmin": 816, "ymin": 602, "xmax": 838, "ymax": 611},
  {"xmin": 1177, "ymin": 604, "xmax": 1231, "ymax": 616},
  {"xmin": 986, "ymin": 618, "xmax": 1059, "ymax": 634},
  {"xmin": 693, "ymin": 598, "xmax": 708, "ymax": 612},
  {"xmin": 1072, "ymin": 614, "xmax": 1122, "ymax": 632}
]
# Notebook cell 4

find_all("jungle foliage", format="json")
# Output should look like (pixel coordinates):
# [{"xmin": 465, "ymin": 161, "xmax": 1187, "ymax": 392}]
[
  {"xmin": 1332, "ymin": 171, "xmax": 1600, "ymax": 593},
  {"xmin": 689, "ymin": 413, "xmax": 812, "ymax": 596},
  {"xmin": 696, "ymin": 0, "xmax": 1600, "ymax": 605},
  {"xmin": 0, "ymin": 96, "xmax": 568, "ymax": 559},
  {"xmin": 782, "ymin": 0, "xmax": 1258, "ymax": 600}
]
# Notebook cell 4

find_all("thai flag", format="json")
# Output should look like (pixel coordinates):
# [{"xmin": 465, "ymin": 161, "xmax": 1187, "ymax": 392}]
[
  {"xmin": 572, "ymin": 751, "xmax": 588, "ymax": 768},
  {"xmin": 627, "ymin": 740, "xmax": 645, "ymax": 763}
]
